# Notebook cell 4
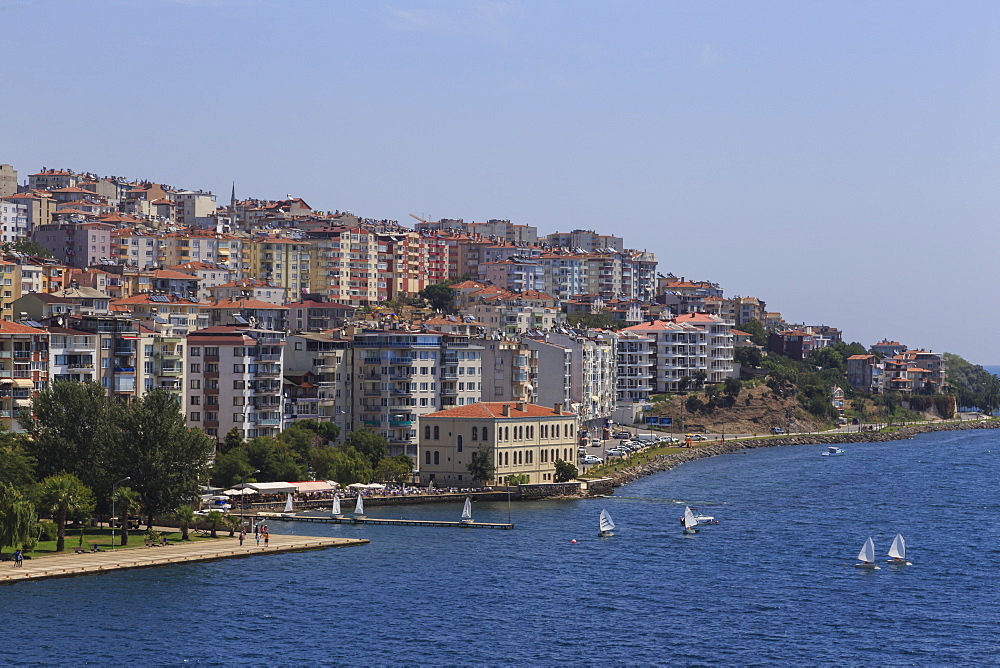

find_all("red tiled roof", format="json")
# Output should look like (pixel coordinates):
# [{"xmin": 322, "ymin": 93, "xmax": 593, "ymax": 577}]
[{"xmin": 424, "ymin": 402, "xmax": 573, "ymax": 419}]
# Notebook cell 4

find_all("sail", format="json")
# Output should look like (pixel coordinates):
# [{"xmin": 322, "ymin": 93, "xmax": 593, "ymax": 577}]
[
  {"xmin": 857, "ymin": 536, "xmax": 875, "ymax": 562},
  {"xmin": 599, "ymin": 508, "xmax": 615, "ymax": 533},
  {"xmin": 331, "ymin": 495, "xmax": 341, "ymax": 515},
  {"xmin": 283, "ymin": 493, "xmax": 293, "ymax": 513},
  {"xmin": 462, "ymin": 497, "xmax": 473, "ymax": 520},
  {"xmin": 355, "ymin": 493, "xmax": 364, "ymax": 515},
  {"xmin": 888, "ymin": 533, "xmax": 905, "ymax": 560},
  {"xmin": 683, "ymin": 506, "xmax": 698, "ymax": 530}
]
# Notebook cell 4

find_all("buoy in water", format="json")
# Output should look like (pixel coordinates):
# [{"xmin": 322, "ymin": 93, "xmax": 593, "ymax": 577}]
[{"xmin": 571, "ymin": 539, "xmax": 577, "ymax": 543}]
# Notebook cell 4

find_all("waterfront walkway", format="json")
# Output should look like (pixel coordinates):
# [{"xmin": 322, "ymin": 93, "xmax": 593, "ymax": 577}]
[{"xmin": 0, "ymin": 533, "xmax": 368, "ymax": 584}]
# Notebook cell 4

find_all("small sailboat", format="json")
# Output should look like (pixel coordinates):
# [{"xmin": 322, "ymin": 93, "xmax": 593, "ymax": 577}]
[
  {"xmin": 887, "ymin": 533, "xmax": 912, "ymax": 565},
  {"xmin": 331, "ymin": 494, "xmax": 342, "ymax": 518},
  {"xmin": 354, "ymin": 493, "xmax": 365, "ymax": 518},
  {"xmin": 282, "ymin": 493, "xmax": 294, "ymax": 515},
  {"xmin": 854, "ymin": 536, "xmax": 880, "ymax": 569},
  {"xmin": 690, "ymin": 507, "xmax": 719, "ymax": 525},
  {"xmin": 682, "ymin": 506, "xmax": 699, "ymax": 534},
  {"xmin": 822, "ymin": 446, "xmax": 845, "ymax": 456},
  {"xmin": 460, "ymin": 496, "xmax": 474, "ymax": 524},
  {"xmin": 598, "ymin": 508, "xmax": 615, "ymax": 537}
]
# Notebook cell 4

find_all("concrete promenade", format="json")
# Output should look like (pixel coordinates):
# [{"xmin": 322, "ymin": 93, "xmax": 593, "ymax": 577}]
[{"xmin": 0, "ymin": 533, "xmax": 369, "ymax": 584}]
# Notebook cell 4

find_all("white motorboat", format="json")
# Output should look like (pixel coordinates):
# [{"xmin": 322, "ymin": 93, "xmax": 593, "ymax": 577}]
[
  {"xmin": 682, "ymin": 506, "xmax": 699, "ymax": 534},
  {"xmin": 598, "ymin": 508, "xmax": 615, "ymax": 537},
  {"xmin": 854, "ymin": 536, "xmax": 880, "ymax": 569},
  {"xmin": 689, "ymin": 507, "xmax": 718, "ymax": 525},
  {"xmin": 886, "ymin": 533, "xmax": 912, "ymax": 565},
  {"xmin": 822, "ymin": 446, "xmax": 846, "ymax": 457},
  {"xmin": 331, "ymin": 494, "xmax": 342, "ymax": 518},
  {"xmin": 460, "ymin": 497, "xmax": 474, "ymax": 524}
]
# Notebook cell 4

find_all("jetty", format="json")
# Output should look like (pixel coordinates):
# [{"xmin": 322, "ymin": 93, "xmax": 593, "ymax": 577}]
[
  {"xmin": 0, "ymin": 533, "xmax": 368, "ymax": 584},
  {"xmin": 257, "ymin": 511, "xmax": 514, "ymax": 529}
]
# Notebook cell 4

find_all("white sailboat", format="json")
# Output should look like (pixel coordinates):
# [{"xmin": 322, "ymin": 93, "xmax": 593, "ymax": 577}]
[
  {"xmin": 682, "ymin": 506, "xmax": 699, "ymax": 534},
  {"xmin": 354, "ymin": 493, "xmax": 365, "ymax": 517},
  {"xmin": 598, "ymin": 508, "xmax": 615, "ymax": 537},
  {"xmin": 887, "ymin": 533, "xmax": 911, "ymax": 565},
  {"xmin": 854, "ymin": 536, "xmax": 880, "ymax": 569},
  {"xmin": 283, "ymin": 493, "xmax": 294, "ymax": 514},
  {"xmin": 331, "ymin": 494, "xmax": 342, "ymax": 517},
  {"xmin": 460, "ymin": 496, "xmax": 474, "ymax": 524}
]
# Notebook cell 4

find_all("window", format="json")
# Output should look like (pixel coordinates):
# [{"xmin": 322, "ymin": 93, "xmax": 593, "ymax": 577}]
[
  {"xmin": 424, "ymin": 426, "xmax": 430, "ymax": 439},
  {"xmin": 233, "ymin": 364, "xmax": 245, "ymax": 373},
  {"xmin": 425, "ymin": 450, "xmax": 431, "ymax": 465},
  {"xmin": 190, "ymin": 379, "xmax": 200, "ymax": 389},
  {"xmin": 457, "ymin": 435, "xmax": 463, "ymax": 453},
  {"xmin": 433, "ymin": 425, "xmax": 440, "ymax": 440},
  {"xmin": 233, "ymin": 380, "xmax": 244, "ymax": 389},
  {"xmin": 190, "ymin": 412, "xmax": 201, "ymax": 421},
  {"xmin": 190, "ymin": 347, "xmax": 201, "ymax": 357},
  {"xmin": 233, "ymin": 397, "xmax": 245, "ymax": 406},
  {"xmin": 234, "ymin": 347, "xmax": 245, "ymax": 357},
  {"xmin": 433, "ymin": 451, "xmax": 440, "ymax": 465},
  {"xmin": 190, "ymin": 396, "xmax": 200, "ymax": 405},
  {"xmin": 233, "ymin": 414, "xmax": 243, "ymax": 422},
  {"xmin": 472, "ymin": 427, "xmax": 478, "ymax": 441},
  {"xmin": 205, "ymin": 346, "xmax": 219, "ymax": 356},
  {"xmin": 190, "ymin": 363, "xmax": 201, "ymax": 373}
]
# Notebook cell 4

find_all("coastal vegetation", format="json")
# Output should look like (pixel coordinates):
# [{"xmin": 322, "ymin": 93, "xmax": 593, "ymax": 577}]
[{"xmin": 944, "ymin": 353, "xmax": 1000, "ymax": 413}]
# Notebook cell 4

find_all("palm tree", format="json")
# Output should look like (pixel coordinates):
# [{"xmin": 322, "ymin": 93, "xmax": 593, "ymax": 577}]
[
  {"xmin": 204, "ymin": 510, "xmax": 224, "ymax": 538},
  {"xmin": 224, "ymin": 514, "xmax": 242, "ymax": 537},
  {"xmin": 175, "ymin": 505, "xmax": 195, "ymax": 541},
  {"xmin": 113, "ymin": 486, "xmax": 140, "ymax": 546},
  {"xmin": 39, "ymin": 473, "xmax": 95, "ymax": 552}
]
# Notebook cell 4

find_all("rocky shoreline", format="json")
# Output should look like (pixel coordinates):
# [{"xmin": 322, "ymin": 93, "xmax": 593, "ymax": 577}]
[{"xmin": 609, "ymin": 419, "xmax": 1000, "ymax": 487}]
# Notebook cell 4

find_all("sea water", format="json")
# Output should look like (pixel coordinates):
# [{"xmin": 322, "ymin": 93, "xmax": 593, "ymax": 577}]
[{"xmin": 2, "ymin": 429, "xmax": 999, "ymax": 665}]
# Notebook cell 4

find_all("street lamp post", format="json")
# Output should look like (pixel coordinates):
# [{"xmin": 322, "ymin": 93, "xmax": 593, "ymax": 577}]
[
  {"xmin": 240, "ymin": 469, "xmax": 261, "ymax": 530},
  {"xmin": 111, "ymin": 476, "xmax": 130, "ymax": 550}
]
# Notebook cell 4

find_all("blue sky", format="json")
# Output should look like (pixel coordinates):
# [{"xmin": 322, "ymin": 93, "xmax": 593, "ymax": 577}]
[{"xmin": 3, "ymin": 0, "xmax": 999, "ymax": 360}]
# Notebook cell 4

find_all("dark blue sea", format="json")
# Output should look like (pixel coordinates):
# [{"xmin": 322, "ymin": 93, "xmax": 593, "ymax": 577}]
[{"xmin": 4, "ymin": 429, "xmax": 1000, "ymax": 665}]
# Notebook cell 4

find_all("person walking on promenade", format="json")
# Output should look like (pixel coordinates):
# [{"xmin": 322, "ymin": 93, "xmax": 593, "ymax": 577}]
[
  {"xmin": 239, "ymin": 528, "xmax": 246, "ymax": 546},
  {"xmin": 14, "ymin": 549, "xmax": 23, "ymax": 567},
  {"xmin": 263, "ymin": 530, "xmax": 269, "ymax": 548}
]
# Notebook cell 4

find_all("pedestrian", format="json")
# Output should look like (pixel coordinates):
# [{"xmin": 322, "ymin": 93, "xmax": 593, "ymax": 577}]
[
  {"xmin": 263, "ymin": 531, "xmax": 269, "ymax": 547},
  {"xmin": 239, "ymin": 528, "xmax": 245, "ymax": 546},
  {"xmin": 14, "ymin": 548, "xmax": 23, "ymax": 567},
  {"xmin": 255, "ymin": 530, "xmax": 261, "ymax": 546}
]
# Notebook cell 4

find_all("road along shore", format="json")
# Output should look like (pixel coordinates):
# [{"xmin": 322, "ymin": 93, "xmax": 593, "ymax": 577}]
[
  {"xmin": 609, "ymin": 419, "xmax": 1000, "ymax": 487},
  {"xmin": 0, "ymin": 533, "xmax": 368, "ymax": 584}
]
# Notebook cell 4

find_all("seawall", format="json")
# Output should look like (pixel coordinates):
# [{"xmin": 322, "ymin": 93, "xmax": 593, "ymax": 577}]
[{"xmin": 608, "ymin": 420, "xmax": 1000, "ymax": 487}]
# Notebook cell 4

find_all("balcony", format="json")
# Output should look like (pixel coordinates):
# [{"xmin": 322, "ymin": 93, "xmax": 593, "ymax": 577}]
[
  {"xmin": 388, "ymin": 357, "xmax": 414, "ymax": 365},
  {"xmin": 158, "ymin": 366, "xmax": 183, "ymax": 375},
  {"xmin": 389, "ymin": 420, "xmax": 413, "ymax": 427},
  {"xmin": 363, "ymin": 357, "xmax": 382, "ymax": 365}
]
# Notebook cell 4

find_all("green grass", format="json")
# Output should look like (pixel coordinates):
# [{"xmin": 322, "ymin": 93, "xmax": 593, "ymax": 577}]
[{"xmin": 13, "ymin": 526, "xmax": 221, "ymax": 558}]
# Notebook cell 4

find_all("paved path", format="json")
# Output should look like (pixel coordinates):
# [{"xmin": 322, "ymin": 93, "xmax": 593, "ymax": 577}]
[{"xmin": 0, "ymin": 533, "xmax": 368, "ymax": 584}]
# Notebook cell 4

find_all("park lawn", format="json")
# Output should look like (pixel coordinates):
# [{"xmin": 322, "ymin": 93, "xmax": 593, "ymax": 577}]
[{"xmin": 18, "ymin": 526, "xmax": 222, "ymax": 558}]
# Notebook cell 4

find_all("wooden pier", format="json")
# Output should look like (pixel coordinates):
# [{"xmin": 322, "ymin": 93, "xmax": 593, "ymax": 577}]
[{"xmin": 257, "ymin": 511, "xmax": 514, "ymax": 530}]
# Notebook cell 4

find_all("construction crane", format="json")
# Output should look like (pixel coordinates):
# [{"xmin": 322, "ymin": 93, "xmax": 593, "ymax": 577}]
[{"xmin": 409, "ymin": 214, "xmax": 431, "ymax": 225}]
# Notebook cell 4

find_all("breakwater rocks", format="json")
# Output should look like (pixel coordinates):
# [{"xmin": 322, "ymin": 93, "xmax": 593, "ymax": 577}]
[{"xmin": 609, "ymin": 420, "xmax": 1000, "ymax": 488}]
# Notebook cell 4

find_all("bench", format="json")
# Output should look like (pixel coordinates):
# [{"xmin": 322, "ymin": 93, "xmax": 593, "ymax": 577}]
[{"xmin": 74, "ymin": 547, "xmax": 88, "ymax": 554}]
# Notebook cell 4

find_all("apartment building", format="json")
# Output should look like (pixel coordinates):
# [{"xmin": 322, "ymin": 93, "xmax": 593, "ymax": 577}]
[
  {"xmin": 0, "ymin": 320, "xmax": 49, "ymax": 432},
  {"xmin": 28, "ymin": 169, "xmax": 79, "ymax": 191},
  {"xmin": 616, "ymin": 330, "xmax": 655, "ymax": 403},
  {"xmin": 247, "ymin": 237, "xmax": 311, "ymax": 297},
  {"xmin": 110, "ymin": 293, "xmax": 209, "ymax": 337},
  {"xmin": 352, "ymin": 328, "xmax": 483, "ymax": 459},
  {"xmin": 522, "ymin": 337, "xmax": 573, "ymax": 417},
  {"xmin": 479, "ymin": 258, "xmax": 545, "ymax": 293},
  {"xmin": 476, "ymin": 336, "xmax": 538, "ymax": 404},
  {"xmin": 533, "ymin": 331, "xmax": 618, "ymax": 430},
  {"xmin": 174, "ymin": 190, "xmax": 217, "ymax": 227},
  {"xmin": 672, "ymin": 313, "xmax": 735, "ymax": 384},
  {"xmin": 307, "ymin": 226, "xmax": 387, "ymax": 305},
  {"xmin": 461, "ymin": 303, "xmax": 562, "ymax": 334},
  {"xmin": 158, "ymin": 231, "xmax": 247, "ymax": 273},
  {"xmin": 185, "ymin": 326, "xmax": 285, "ymax": 442},
  {"xmin": 170, "ymin": 261, "xmax": 235, "ymax": 302},
  {"xmin": 210, "ymin": 279, "xmax": 287, "ymax": 305},
  {"xmin": 768, "ymin": 329, "xmax": 815, "ymax": 361},
  {"xmin": 621, "ymin": 320, "xmax": 709, "ymax": 393},
  {"xmin": 33, "ymin": 221, "xmax": 113, "ymax": 268},
  {"xmin": 285, "ymin": 298, "xmax": 356, "ymax": 331},
  {"xmin": 3, "ymin": 193, "xmax": 56, "ymax": 231},
  {"xmin": 0, "ymin": 164, "xmax": 16, "ymax": 198},
  {"xmin": 0, "ymin": 199, "xmax": 28, "ymax": 243},
  {"xmin": 72, "ymin": 314, "xmax": 142, "ymax": 399},
  {"xmin": 284, "ymin": 331, "xmax": 353, "ymax": 439},
  {"xmin": 417, "ymin": 402, "xmax": 577, "ymax": 486}
]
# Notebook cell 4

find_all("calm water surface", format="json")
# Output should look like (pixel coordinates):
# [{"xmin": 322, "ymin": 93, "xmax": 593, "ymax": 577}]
[{"xmin": 3, "ymin": 429, "xmax": 999, "ymax": 665}]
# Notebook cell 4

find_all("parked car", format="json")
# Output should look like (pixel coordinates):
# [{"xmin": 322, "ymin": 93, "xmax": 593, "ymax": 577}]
[
  {"xmin": 613, "ymin": 431, "xmax": 632, "ymax": 439},
  {"xmin": 581, "ymin": 455, "xmax": 604, "ymax": 465},
  {"xmin": 606, "ymin": 448, "xmax": 625, "ymax": 457},
  {"xmin": 658, "ymin": 436, "xmax": 678, "ymax": 444},
  {"xmin": 770, "ymin": 427, "xmax": 786, "ymax": 434},
  {"xmin": 690, "ymin": 434, "xmax": 707, "ymax": 441}
]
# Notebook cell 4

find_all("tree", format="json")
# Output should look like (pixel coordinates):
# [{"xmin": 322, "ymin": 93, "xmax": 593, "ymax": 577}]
[
  {"xmin": 733, "ymin": 346, "xmax": 763, "ymax": 368},
  {"xmin": 418, "ymin": 283, "xmax": 455, "ymax": 312},
  {"xmin": 21, "ymin": 380, "xmax": 121, "ymax": 502},
  {"xmin": 344, "ymin": 428, "xmax": 389, "ymax": 469},
  {"xmin": 38, "ymin": 473, "xmax": 95, "ymax": 553},
  {"xmin": 112, "ymin": 486, "xmax": 140, "ymax": 546},
  {"xmin": 553, "ymin": 459, "xmax": 577, "ymax": 483},
  {"xmin": 0, "ymin": 434, "xmax": 36, "ymax": 490},
  {"xmin": 114, "ymin": 389, "xmax": 214, "ymax": 528},
  {"xmin": 741, "ymin": 319, "xmax": 769, "ymax": 346},
  {"xmin": 1, "ymin": 238, "xmax": 53, "ymax": 258},
  {"xmin": 224, "ymin": 514, "xmax": 243, "ymax": 537},
  {"xmin": 204, "ymin": 510, "xmax": 224, "ymax": 538},
  {"xmin": 0, "ymin": 482, "xmax": 35, "ymax": 556},
  {"xmin": 723, "ymin": 377, "xmax": 742, "ymax": 400},
  {"xmin": 566, "ymin": 311, "xmax": 622, "ymax": 330},
  {"xmin": 466, "ymin": 446, "xmax": 496, "ymax": 484},
  {"xmin": 506, "ymin": 473, "xmax": 530, "ymax": 486},
  {"xmin": 279, "ymin": 420, "xmax": 341, "ymax": 466},
  {"xmin": 221, "ymin": 427, "xmax": 246, "ymax": 454},
  {"xmin": 374, "ymin": 455, "xmax": 413, "ymax": 484},
  {"xmin": 323, "ymin": 447, "xmax": 373, "ymax": 485},
  {"xmin": 243, "ymin": 437, "xmax": 304, "ymax": 482},
  {"xmin": 175, "ymin": 505, "xmax": 195, "ymax": 541},
  {"xmin": 210, "ymin": 447, "xmax": 255, "ymax": 490}
]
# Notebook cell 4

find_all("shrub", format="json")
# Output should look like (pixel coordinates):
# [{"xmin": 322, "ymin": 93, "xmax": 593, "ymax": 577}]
[{"xmin": 37, "ymin": 521, "xmax": 57, "ymax": 542}]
